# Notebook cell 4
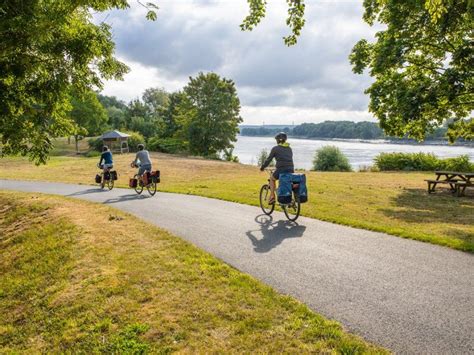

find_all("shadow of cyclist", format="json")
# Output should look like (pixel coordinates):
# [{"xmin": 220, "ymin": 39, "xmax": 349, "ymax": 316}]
[
  {"xmin": 103, "ymin": 194, "xmax": 149, "ymax": 204},
  {"xmin": 67, "ymin": 188, "xmax": 109, "ymax": 196},
  {"xmin": 246, "ymin": 214, "xmax": 306, "ymax": 253}
]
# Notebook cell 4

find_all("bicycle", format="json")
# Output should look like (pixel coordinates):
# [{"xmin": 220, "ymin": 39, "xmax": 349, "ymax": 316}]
[
  {"xmin": 131, "ymin": 163, "xmax": 158, "ymax": 196},
  {"xmin": 259, "ymin": 169, "xmax": 301, "ymax": 221},
  {"xmin": 96, "ymin": 163, "xmax": 115, "ymax": 190}
]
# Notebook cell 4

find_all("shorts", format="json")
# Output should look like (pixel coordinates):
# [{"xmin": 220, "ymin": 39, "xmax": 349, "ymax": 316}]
[
  {"xmin": 138, "ymin": 164, "xmax": 152, "ymax": 176},
  {"xmin": 273, "ymin": 168, "xmax": 294, "ymax": 180},
  {"xmin": 101, "ymin": 163, "xmax": 113, "ymax": 170}
]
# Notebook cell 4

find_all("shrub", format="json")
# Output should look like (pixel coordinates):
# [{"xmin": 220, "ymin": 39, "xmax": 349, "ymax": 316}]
[
  {"xmin": 312, "ymin": 146, "xmax": 352, "ymax": 172},
  {"xmin": 147, "ymin": 137, "xmax": 188, "ymax": 154},
  {"xmin": 222, "ymin": 148, "xmax": 239, "ymax": 163},
  {"xmin": 84, "ymin": 150, "xmax": 101, "ymax": 158},
  {"xmin": 88, "ymin": 137, "xmax": 103, "ymax": 152},
  {"xmin": 124, "ymin": 131, "xmax": 145, "ymax": 153},
  {"xmin": 374, "ymin": 152, "xmax": 474, "ymax": 172},
  {"xmin": 257, "ymin": 149, "xmax": 275, "ymax": 167}
]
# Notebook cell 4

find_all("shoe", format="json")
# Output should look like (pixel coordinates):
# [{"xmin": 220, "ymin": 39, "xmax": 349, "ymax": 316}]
[{"xmin": 268, "ymin": 197, "xmax": 276, "ymax": 205}]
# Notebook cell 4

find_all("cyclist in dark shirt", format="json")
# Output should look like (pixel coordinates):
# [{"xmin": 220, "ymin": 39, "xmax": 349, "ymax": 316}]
[
  {"xmin": 260, "ymin": 132, "xmax": 294, "ymax": 204},
  {"xmin": 98, "ymin": 146, "xmax": 113, "ymax": 172}
]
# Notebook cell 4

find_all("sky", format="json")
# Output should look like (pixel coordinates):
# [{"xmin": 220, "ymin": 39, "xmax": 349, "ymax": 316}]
[{"xmin": 98, "ymin": 0, "xmax": 379, "ymax": 125}]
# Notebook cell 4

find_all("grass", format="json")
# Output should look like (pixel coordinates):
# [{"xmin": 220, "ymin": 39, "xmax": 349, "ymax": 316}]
[
  {"xmin": 0, "ymin": 191, "xmax": 385, "ymax": 353},
  {"xmin": 1, "ymin": 141, "xmax": 473, "ymax": 252}
]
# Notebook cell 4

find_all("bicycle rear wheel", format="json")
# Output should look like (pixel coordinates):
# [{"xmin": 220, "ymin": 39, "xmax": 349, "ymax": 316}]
[
  {"xmin": 283, "ymin": 196, "xmax": 301, "ymax": 221},
  {"xmin": 147, "ymin": 181, "xmax": 157, "ymax": 196},
  {"xmin": 259, "ymin": 184, "xmax": 275, "ymax": 215},
  {"xmin": 134, "ymin": 174, "xmax": 143, "ymax": 194},
  {"xmin": 107, "ymin": 178, "xmax": 114, "ymax": 190}
]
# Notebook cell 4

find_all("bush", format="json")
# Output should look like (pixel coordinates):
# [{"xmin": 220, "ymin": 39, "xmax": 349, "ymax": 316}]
[
  {"xmin": 257, "ymin": 149, "xmax": 275, "ymax": 167},
  {"xmin": 147, "ymin": 137, "xmax": 188, "ymax": 154},
  {"xmin": 84, "ymin": 150, "xmax": 101, "ymax": 158},
  {"xmin": 312, "ymin": 146, "xmax": 352, "ymax": 172},
  {"xmin": 222, "ymin": 148, "xmax": 239, "ymax": 163},
  {"xmin": 374, "ymin": 152, "xmax": 474, "ymax": 172},
  {"xmin": 124, "ymin": 131, "xmax": 145, "ymax": 153},
  {"xmin": 88, "ymin": 137, "xmax": 103, "ymax": 152}
]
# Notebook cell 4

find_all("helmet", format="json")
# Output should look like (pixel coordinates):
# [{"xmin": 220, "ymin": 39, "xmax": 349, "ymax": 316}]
[
  {"xmin": 102, "ymin": 145, "xmax": 109, "ymax": 152},
  {"xmin": 275, "ymin": 132, "xmax": 287, "ymax": 143},
  {"xmin": 137, "ymin": 144, "xmax": 145, "ymax": 151}
]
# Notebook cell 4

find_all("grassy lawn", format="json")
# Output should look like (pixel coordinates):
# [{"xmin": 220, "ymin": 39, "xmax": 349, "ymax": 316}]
[
  {"xmin": 1, "ymin": 148, "xmax": 473, "ymax": 252},
  {"xmin": 0, "ymin": 191, "xmax": 385, "ymax": 353}
]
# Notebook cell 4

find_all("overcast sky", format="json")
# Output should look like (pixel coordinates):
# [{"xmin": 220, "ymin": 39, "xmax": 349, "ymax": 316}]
[{"xmin": 99, "ymin": 0, "xmax": 378, "ymax": 125}]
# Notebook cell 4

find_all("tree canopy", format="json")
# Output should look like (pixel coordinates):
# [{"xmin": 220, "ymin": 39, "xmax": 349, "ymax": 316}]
[
  {"xmin": 350, "ymin": 0, "xmax": 473, "ymax": 142},
  {"xmin": 175, "ymin": 73, "xmax": 242, "ymax": 157},
  {"xmin": 0, "ymin": 0, "xmax": 158, "ymax": 164}
]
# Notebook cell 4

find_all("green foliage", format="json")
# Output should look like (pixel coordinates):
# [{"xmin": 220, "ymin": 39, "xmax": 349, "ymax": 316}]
[
  {"xmin": 88, "ymin": 137, "xmax": 104, "ymax": 152},
  {"xmin": 257, "ymin": 149, "xmax": 275, "ymax": 167},
  {"xmin": 313, "ymin": 146, "xmax": 352, "ymax": 172},
  {"xmin": 241, "ymin": 0, "xmax": 306, "ymax": 46},
  {"xmin": 0, "ymin": 0, "xmax": 134, "ymax": 164},
  {"xmin": 374, "ymin": 153, "xmax": 474, "ymax": 172},
  {"xmin": 175, "ymin": 72, "xmax": 242, "ymax": 157},
  {"xmin": 147, "ymin": 137, "xmax": 188, "ymax": 154},
  {"xmin": 350, "ymin": 0, "xmax": 473, "ymax": 142},
  {"xmin": 124, "ymin": 131, "xmax": 145, "ymax": 153},
  {"xmin": 222, "ymin": 148, "xmax": 240, "ymax": 163}
]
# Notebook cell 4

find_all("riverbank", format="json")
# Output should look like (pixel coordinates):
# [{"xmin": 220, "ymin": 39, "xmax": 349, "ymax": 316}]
[{"xmin": 1, "ymin": 153, "xmax": 473, "ymax": 251}]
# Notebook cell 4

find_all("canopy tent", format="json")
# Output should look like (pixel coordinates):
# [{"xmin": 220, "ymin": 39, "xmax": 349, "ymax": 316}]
[{"xmin": 101, "ymin": 130, "xmax": 130, "ymax": 154}]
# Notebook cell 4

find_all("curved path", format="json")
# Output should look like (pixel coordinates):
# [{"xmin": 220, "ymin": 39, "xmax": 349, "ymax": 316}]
[{"xmin": 1, "ymin": 180, "xmax": 473, "ymax": 353}]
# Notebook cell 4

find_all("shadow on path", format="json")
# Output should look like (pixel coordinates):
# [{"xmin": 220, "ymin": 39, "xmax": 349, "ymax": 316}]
[
  {"xmin": 67, "ymin": 188, "xmax": 108, "ymax": 196},
  {"xmin": 246, "ymin": 214, "xmax": 306, "ymax": 253},
  {"xmin": 103, "ymin": 194, "xmax": 150, "ymax": 204}
]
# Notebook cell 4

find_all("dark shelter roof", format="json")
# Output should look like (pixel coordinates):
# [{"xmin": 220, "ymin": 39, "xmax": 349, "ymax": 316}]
[{"xmin": 101, "ymin": 130, "xmax": 130, "ymax": 139}]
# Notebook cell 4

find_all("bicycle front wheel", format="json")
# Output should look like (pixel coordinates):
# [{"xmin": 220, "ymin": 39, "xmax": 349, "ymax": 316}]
[
  {"xmin": 283, "ymin": 197, "xmax": 301, "ymax": 222},
  {"xmin": 147, "ymin": 181, "xmax": 157, "ymax": 196},
  {"xmin": 134, "ymin": 174, "xmax": 143, "ymax": 194},
  {"xmin": 259, "ymin": 184, "xmax": 275, "ymax": 215}
]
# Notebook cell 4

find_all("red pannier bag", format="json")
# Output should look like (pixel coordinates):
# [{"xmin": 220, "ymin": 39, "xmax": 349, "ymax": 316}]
[
  {"xmin": 129, "ymin": 178, "xmax": 137, "ymax": 188},
  {"xmin": 150, "ymin": 170, "xmax": 160, "ymax": 183}
]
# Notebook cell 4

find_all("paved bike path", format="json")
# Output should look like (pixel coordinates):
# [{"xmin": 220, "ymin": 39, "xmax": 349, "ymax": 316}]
[{"xmin": 1, "ymin": 180, "xmax": 473, "ymax": 354}]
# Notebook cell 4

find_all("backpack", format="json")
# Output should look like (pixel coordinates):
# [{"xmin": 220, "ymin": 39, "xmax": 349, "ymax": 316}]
[{"xmin": 277, "ymin": 173, "xmax": 293, "ymax": 204}]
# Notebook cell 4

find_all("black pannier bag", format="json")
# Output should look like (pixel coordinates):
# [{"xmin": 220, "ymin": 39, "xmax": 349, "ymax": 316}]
[
  {"xmin": 151, "ymin": 170, "xmax": 160, "ymax": 183},
  {"xmin": 95, "ymin": 174, "xmax": 101, "ymax": 184},
  {"xmin": 129, "ymin": 178, "xmax": 138, "ymax": 188},
  {"xmin": 111, "ymin": 171, "xmax": 118, "ymax": 180}
]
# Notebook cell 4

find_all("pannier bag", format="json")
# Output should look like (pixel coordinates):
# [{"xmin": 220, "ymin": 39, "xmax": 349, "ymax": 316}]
[
  {"xmin": 95, "ymin": 174, "xmax": 102, "ymax": 184},
  {"xmin": 111, "ymin": 170, "xmax": 118, "ymax": 180},
  {"xmin": 291, "ymin": 174, "xmax": 308, "ymax": 203},
  {"xmin": 277, "ymin": 173, "xmax": 293, "ymax": 204},
  {"xmin": 129, "ymin": 178, "xmax": 138, "ymax": 188},
  {"xmin": 150, "ymin": 170, "xmax": 160, "ymax": 183}
]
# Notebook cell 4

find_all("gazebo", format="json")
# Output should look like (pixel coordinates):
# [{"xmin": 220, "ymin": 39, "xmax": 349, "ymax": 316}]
[{"xmin": 101, "ymin": 130, "xmax": 130, "ymax": 154}]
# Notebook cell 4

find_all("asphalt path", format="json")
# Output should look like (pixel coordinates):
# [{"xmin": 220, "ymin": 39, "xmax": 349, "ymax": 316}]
[{"xmin": 1, "ymin": 180, "xmax": 473, "ymax": 354}]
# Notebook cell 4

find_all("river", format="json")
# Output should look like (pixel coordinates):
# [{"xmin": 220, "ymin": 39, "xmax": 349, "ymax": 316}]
[{"xmin": 233, "ymin": 136, "xmax": 474, "ymax": 170}]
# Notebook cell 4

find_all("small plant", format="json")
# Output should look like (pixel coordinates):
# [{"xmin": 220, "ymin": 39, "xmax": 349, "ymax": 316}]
[
  {"xmin": 222, "ymin": 148, "xmax": 239, "ymax": 163},
  {"xmin": 257, "ymin": 149, "xmax": 275, "ymax": 167},
  {"xmin": 312, "ymin": 146, "xmax": 352, "ymax": 172}
]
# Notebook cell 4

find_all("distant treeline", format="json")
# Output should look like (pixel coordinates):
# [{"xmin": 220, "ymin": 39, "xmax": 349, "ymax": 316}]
[{"xmin": 240, "ymin": 121, "xmax": 449, "ymax": 141}]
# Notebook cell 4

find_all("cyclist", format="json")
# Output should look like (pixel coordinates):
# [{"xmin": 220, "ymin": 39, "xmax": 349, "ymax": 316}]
[
  {"xmin": 132, "ymin": 143, "xmax": 153, "ymax": 178},
  {"xmin": 98, "ymin": 145, "xmax": 113, "ymax": 172},
  {"xmin": 260, "ymin": 132, "xmax": 294, "ymax": 204}
]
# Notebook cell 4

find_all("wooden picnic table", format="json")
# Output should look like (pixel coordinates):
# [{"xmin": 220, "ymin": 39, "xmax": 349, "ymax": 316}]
[{"xmin": 425, "ymin": 171, "xmax": 474, "ymax": 196}]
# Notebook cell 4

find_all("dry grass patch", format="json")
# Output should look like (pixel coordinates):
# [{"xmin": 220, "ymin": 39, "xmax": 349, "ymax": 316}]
[
  {"xmin": 0, "ymin": 191, "xmax": 385, "ymax": 353},
  {"xmin": 1, "ymin": 152, "xmax": 473, "ymax": 251}
]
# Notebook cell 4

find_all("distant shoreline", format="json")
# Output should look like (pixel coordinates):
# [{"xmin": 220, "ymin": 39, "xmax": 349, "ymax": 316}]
[{"xmin": 238, "ymin": 135, "xmax": 474, "ymax": 147}]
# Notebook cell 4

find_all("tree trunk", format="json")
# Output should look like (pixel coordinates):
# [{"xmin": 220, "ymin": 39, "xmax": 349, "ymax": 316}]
[
  {"xmin": 68, "ymin": 136, "xmax": 70, "ymax": 144},
  {"xmin": 74, "ymin": 135, "xmax": 79, "ymax": 154}
]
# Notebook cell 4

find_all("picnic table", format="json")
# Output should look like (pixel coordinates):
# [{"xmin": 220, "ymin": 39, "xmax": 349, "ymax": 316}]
[{"xmin": 425, "ymin": 171, "xmax": 474, "ymax": 196}]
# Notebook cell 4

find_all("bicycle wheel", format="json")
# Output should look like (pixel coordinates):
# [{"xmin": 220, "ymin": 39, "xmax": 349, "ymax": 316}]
[
  {"xmin": 283, "ymin": 195, "xmax": 301, "ymax": 222},
  {"xmin": 107, "ymin": 178, "xmax": 114, "ymax": 190},
  {"xmin": 259, "ymin": 184, "xmax": 275, "ymax": 215},
  {"xmin": 147, "ymin": 181, "xmax": 157, "ymax": 196},
  {"xmin": 134, "ymin": 174, "xmax": 143, "ymax": 194}
]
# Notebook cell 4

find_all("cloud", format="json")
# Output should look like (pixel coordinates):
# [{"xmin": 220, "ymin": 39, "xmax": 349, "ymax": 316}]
[{"xmin": 98, "ymin": 0, "xmax": 378, "ymax": 123}]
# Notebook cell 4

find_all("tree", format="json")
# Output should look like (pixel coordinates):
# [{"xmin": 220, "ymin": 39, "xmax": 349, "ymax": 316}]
[
  {"xmin": 350, "ymin": 0, "xmax": 473, "ymax": 142},
  {"xmin": 69, "ymin": 90, "xmax": 108, "ymax": 153},
  {"xmin": 159, "ymin": 91, "xmax": 185, "ymax": 138},
  {"xmin": 0, "ymin": 0, "xmax": 158, "ymax": 164},
  {"xmin": 142, "ymin": 87, "xmax": 169, "ymax": 115},
  {"xmin": 176, "ymin": 73, "xmax": 242, "ymax": 157}
]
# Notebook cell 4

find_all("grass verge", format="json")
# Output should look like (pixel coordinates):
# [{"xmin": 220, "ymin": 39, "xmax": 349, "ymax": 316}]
[
  {"xmin": 0, "ymin": 191, "xmax": 385, "ymax": 353},
  {"xmin": 1, "ymin": 152, "xmax": 473, "ymax": 252}
]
